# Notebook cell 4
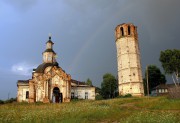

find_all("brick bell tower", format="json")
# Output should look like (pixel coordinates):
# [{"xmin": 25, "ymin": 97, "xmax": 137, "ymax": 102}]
[{"xmin": 115, "ymin": 23, "xmax": 144, "ymax": 96}]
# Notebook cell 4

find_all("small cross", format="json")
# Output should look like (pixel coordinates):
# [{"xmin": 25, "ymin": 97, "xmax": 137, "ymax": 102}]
[{"xmin": 48, "ymin": 33, "xmax": 52, "ymax": 40}]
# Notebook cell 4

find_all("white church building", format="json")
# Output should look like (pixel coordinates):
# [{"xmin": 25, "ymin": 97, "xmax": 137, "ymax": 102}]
[{"xmin": 17, "ymin": 36, "xmax": 95, "ymax": 103}]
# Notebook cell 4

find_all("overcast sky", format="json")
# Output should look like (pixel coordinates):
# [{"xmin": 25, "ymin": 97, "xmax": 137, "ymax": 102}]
[{"xmin": 0, "ymin": 0, "xmax": 179, "ymax": 99}]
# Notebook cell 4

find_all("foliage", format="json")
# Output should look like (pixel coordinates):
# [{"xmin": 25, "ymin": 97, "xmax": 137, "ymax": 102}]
[
  {"xmin": 0, "ymin": 100, "xmax": 4, "ymax": 104},
  {"xmin": 35, "ymin": 101, "xmax": 44, "ymax": 105},
  {"xmin": 86, "ymin": 78, "xmax": 92, "ymax": 86},
  {"xmin": 159, "ymin": 49, "xmax": 180, "ymax": 85},
  {"xmin": 101, "ymin": 73, "xmax": 118, "ymax": 99},
  {"xmin": 117, "ymin": 94, "xmax": 132, "ymax": 98},
  {"xmin": 143, "ymin": 65, "xmax": 166, "ymax": 95},
  {"xmin": 0, "ymin": 97, "xmax": 180, "ymax": 123},
  {"xmin": 95, "ymin": 87, "xmax": 101, "ymax": 94},
  {"xmin": 71, "ymin": 97, "xmax": 79, "ymax": 102},
  {"xmin": 5, "ymin": 98, "xmax": 16, "ymax": 103},
  {"xmin": 95, "ymin": 95, "xmax": 104, "ymax": 100},
  {"xmin": 159, "ymin": 49, "xmax": 180, "ymax": 75},
  {"xmin": 0, "ymin": 98, "xmax": 17, "ymax": 104},
  {"xmin": 95, "ymin": 87, "xmax": 104, "ymax": 100},
  {"xmin": 124, "ymin": 94, "xmax": 132, "ymax": 98}
]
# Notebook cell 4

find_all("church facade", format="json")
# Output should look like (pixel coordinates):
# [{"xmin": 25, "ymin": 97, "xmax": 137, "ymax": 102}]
[{"xmin": 17, "ymin": 36, "xmax": 95, "ymax": 103}]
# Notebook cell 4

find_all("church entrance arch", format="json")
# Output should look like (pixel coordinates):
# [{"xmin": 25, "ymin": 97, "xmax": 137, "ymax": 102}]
[{"xmin": 53, "ymin": 87, "xmax": 63, "ymax": 103}]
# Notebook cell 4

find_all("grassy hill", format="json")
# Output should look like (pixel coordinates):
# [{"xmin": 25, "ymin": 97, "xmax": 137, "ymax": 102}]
[{"xmin": 0, "ymin": 97, "xmax": 180, "ymax": 123}]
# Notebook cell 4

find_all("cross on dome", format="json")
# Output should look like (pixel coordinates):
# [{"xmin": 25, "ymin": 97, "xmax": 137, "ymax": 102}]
[{"xmin": 48, "ymin": 33, "xmax": 52, "ymax": 40}]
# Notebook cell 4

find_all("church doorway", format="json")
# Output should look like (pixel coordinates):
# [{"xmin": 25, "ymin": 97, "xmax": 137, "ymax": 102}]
[{"xmin": 53, "ymin": 87, "xmax": 63, "ymax": 103}]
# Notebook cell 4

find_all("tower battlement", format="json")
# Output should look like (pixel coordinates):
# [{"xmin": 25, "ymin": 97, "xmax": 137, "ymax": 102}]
[{"xmin": 115, "ymin": 23, "xmax": 138, "ymax": 41}]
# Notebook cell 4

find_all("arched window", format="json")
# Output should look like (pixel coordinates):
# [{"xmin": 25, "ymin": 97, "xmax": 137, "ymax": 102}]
[
  {"xmin": 120, "ymin": 27, "xmax": 124, "ymax": 36},
  {"xmin": 26, "ymin": 91, "xmax": 29, "ymax": 99},
  {"xmin": 128, "ymin": 26, "xmax": 131, "ymax": 35}
]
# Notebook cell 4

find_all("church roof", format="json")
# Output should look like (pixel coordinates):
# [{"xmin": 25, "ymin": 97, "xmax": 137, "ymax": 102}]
[
  {"xmin": 35, "ymin": 62, "xmax": 59, "ymax": 73},
  {"xmin": 71, "ymin": 79, "xmax": 94, "ymax": 87},
  {"xmin": 153, "ymin": 84, "xmax": 168, "ymax": 90},
  {"xmin": 46, "ymin": 40, "xmax": 54, "ymax": 44},
  {"xmin": 71, "ymin": 79, "xmax": 86, "ymax": 85},
  {"xmin": 17, "ymin": 80, "xmax": 29, "ymax": 83},
  {"xmin": 43, "ymin": 49, "xmax": 56, "ymax": 54},
  {"xmin": 17, "ymin": 80, "xmax": 29, "ymax": 86},
  {"xmin": 152, "ymin": 83, "xmax": 176, "ymax": 90}
]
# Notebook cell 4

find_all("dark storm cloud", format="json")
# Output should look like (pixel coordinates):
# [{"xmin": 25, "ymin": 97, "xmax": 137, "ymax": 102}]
[
  {"xmin": 63, "ymin": 0, "xmax": 180, "ymax": 84},
  {"xmin": 0, "ymin": 0, "xmax": 180, "ymax": 99}
]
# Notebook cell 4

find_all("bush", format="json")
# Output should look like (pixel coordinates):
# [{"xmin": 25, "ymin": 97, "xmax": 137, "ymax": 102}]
[
  {"xmin": 116, "ymin": 94, "xmax": 132, "ymax": 98},
  {"xmin": 4, "ymin": 98, "xmax": 16, "ymax": 104},
  {"xmin": 124, "ymin": 94, "xmax": 132, "ymax": 98},
  {"xmin": 95, "ymin": 95, "xmax": 104, "ymax": 100},
  {"xmin": 35, "ymin": 101, "xmax": 44, "ymax": 105},
  {"xmin": 0, "ymin": 100, "xmax": 4, "ymax": 104},
  {"xmin": 71, "ymin": 97, "xmax": 79, "ymax": 102}
]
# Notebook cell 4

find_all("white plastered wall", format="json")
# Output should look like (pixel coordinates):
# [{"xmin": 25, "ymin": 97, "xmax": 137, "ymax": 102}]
[{"xmin": 71, "ymin": 87, "xmax": 95, "ymax": 100}]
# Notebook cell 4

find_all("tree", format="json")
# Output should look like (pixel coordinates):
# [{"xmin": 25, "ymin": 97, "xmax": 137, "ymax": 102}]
[
  {"xmin": 95, "ymin": 87, "xmax": 101, "ymax": 94},
  {"xmin": 86, "ymin": 78, "xmax": 92, "ymax": 86},
  {"xmin": 0, "ymin": 100, "xmax": 4, "ymax": 104},
  {"xmin": 143, "ymin": 65, "xmax": 166, "ymax": 95},
  {"xmin": 159, "ymin": 49, "xmax": 180, "ymax": 86},
  {"xmin": 101, "ymin": 73, "xmax": 118, "ymax": 99},
  {"xmin": 95, "ymin": 86, "xmax": 104, "ymax": 100}
]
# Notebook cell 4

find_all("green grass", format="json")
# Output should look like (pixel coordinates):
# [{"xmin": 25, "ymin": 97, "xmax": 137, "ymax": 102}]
[{"xmin": 0, "ymin": 97, "xmax": 180, "ymax": 123}]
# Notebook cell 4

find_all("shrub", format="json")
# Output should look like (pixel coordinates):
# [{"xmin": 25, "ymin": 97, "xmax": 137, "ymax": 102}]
[
  {"xmin": 124, "ymin": 94, "xmax": 132, "ymax": 98},
  {"xmin": 4, "ymin": 98, "xmax": 16, "ymax": 104},
  {"xmin": 35, "ymin": 101, "xmax": 44, "ymax": 105},
  {"xmin": 0, "ymin": 100, "xmax": 4, "ymax": 104},
  {"xmin": 116, "ymin": 94, "xmax": 132, "ymax": 98},
  {"xmin": 95, "ymin": 95, "xmax": 104, "ymax": 100},
  {"xmin": 71, "ymin": 97, "xmax": 79, "ymax": 102}
]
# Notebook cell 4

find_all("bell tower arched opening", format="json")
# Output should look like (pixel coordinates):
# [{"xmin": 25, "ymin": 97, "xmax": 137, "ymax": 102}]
[{"xmin": 120, "ymin": 27, "xmax": 124, "ymax": 36}]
